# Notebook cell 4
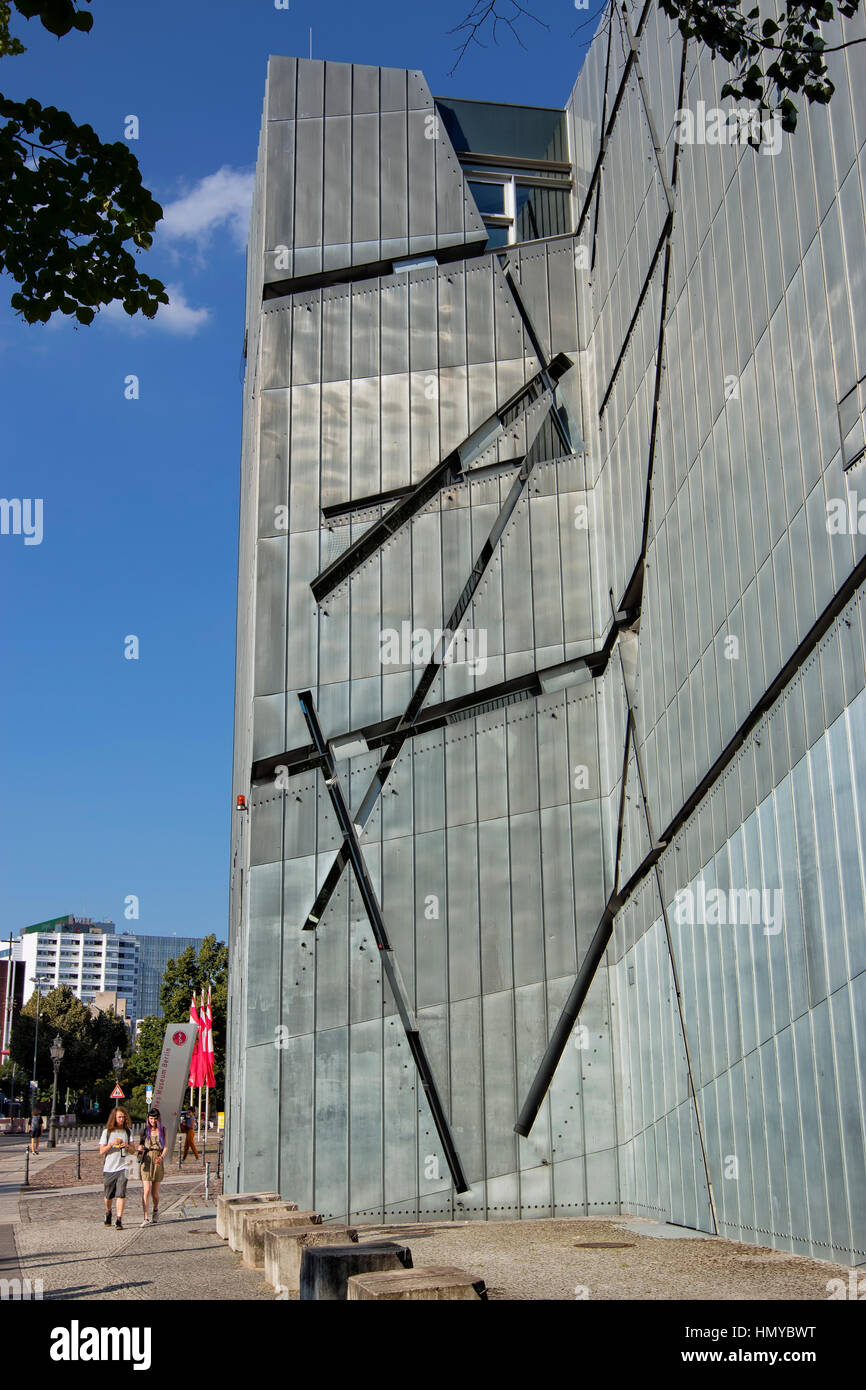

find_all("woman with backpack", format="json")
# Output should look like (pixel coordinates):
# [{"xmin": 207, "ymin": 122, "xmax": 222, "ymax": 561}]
[{"xmin": 136, "ymin": 1109, "xmax": 167, "ymax": 1226}]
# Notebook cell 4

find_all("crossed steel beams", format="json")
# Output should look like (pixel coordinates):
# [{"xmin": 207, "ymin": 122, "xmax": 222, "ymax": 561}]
[
  {"xmin": 311, "ymin": 353, "xmax": 573, "ymax": 602},
  {"xmin": 302, "ymin": 374, "xmax": 575, "ymax": 938},
  {"xmin": 298, "ymin": 690, "xmax": 470, "ymax": 1194},
  {"xmin": 294, "ymin": 325, "xmax": 576, "ymax": 1192},
  {"xmin": 252, "ymin": 609, "xmax": 642, "ymax": 786}
]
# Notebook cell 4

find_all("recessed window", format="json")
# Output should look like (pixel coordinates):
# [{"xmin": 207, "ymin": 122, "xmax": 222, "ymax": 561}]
[
  {"xmin": 436, "ymin": 95, "xmax": 573, "ymax": 252},
  {"xmin": 484, "ymin": 224, "xmax": 512, "ymax": 250},
  {"xmin": 468, "ymin": 179, "xmax": 506, "ymax": 217}
]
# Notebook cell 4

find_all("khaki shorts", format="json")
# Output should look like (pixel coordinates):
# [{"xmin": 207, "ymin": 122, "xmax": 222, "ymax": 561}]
[{"xmin": 103, "ymin": 1169, "xmax": 128, "ymax": 1200}]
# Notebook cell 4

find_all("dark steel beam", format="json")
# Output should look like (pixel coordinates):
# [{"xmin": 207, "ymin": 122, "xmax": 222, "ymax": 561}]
[
  {"xmin": 300, "ymin": 384, "xmax": 573, "ymax": 934},
  {"xmin": 310, "ymin": 355, "xmax": 572, "ymax": 599},
  {"xmin": 297, "ymin": 691, "xmax": 469, "ymax": 1194}
]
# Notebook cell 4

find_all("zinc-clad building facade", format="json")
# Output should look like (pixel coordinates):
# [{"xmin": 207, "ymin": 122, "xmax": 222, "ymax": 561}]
[{"xmin": 228, "ymin": 1, "xmax": 866, "ymax": 1261}]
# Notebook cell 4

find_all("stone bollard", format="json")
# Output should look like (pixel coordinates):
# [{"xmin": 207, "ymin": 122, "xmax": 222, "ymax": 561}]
[
  {"xmin": 346, "ymin": 1267, "xmax": 488, "ymax": 1301},
  {"xmin": 227, "ymin": 1200, "xmax": 301, "ymax": 1253},
  {"xmin": 215, "ymin": 1191, "xmax": 280, "ymax": 1240},
  {"xmin": 241, "ymin": 1210, "xmax": 323, "ymax": 1269},
  {"xmin": 299, "ymin": 1241, "xmax": 413, "ymax": 1301},
  {"xmin": 264, "ymin": 1225, "xmax": 357, "ymax": 1295},
  {"xmin": 76, "ymin": 1137, "xmax": 81, "ymax": 1181}
]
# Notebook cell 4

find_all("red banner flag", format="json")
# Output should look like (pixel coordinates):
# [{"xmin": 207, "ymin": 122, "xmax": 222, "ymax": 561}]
[
  {"xmin": 203, "ymin": 986, "xmax": 216, "ymax": 1089},
  {"xmin": 188, "ymin": 994, "xmax": 204, "ymax": 1088}
]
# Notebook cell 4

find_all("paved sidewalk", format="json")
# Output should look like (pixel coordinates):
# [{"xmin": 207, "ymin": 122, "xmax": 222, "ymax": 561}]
[
  {"xmin": 1, "ymin": 1136, "xmax": 859, "ymax": 1301},
  {"xmin": 1, "ymin": 1134, "xmax": 260, "ymax": 1303},
  {"xmin": 14, "ymin": 1188, "xmax": 273, "ymax": 1302}
]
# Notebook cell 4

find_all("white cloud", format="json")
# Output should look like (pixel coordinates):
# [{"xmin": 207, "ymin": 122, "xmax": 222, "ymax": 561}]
[
  {"xmin": 160, "ymin": 167, "xmax": 254, "ymax": 251},
  {"xmin": 100, "ymin": 284, "xmax": 211, "ymax": 336}
]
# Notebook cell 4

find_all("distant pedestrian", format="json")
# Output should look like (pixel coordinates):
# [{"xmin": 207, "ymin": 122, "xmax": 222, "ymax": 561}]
[
  {"xmin": 179, "ymin": 1108, "xmax": 199, "ymax": 1163},
  {"xmin": 29, "ymin": 1107, "xmax": 43, "ymax": 1155},
  {"xmin": 100, "ymin": 1107, "xmax": 134, "ymax": 1230},
  {"xmin": 137, "ymin": 1109, "xmax": 167, "ymax": 1226}
]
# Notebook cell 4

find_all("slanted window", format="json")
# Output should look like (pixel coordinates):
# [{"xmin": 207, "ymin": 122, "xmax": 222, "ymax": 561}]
[
  {"xmin": 840, "ymin": 377, "xmax": 866, "ymax": 472},
  {"xmin": 436, "ymin": 97, "xmax": 573, "ymax": 251}
]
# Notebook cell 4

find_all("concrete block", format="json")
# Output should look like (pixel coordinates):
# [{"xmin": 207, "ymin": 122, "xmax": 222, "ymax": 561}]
[
  {"xmin": 241, "ymin": 1210, "xmax": 323, "ymax": 1268},
  {"xmin": 264, "ymin": 1225, "xmax": 358, "ymax": 1293},
  {"xmin": 346, "ymin": 1267, "xmax": 488, "ymax": 1300},
  {"xmin": 216, "ymin": 1192, "xmax": 280, "ymax": 1240},
  {"xmin": 227, "ymin": 1200, "xmax": 302, "ymax": 1251},
  {"xmin": 299, "ymin": 1241, "xmax": 413, "ymax": 1301}
]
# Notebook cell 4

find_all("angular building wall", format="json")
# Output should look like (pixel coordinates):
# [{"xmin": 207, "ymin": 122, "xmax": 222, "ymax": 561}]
[{"xmin": 229, "ymin": 5, "xmax": 866, "ymax": 1258}]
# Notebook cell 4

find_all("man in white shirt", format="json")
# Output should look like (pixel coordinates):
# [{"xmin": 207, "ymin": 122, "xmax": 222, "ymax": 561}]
[{"xmin": 99, "ymin": 1107, "xmax": 135, "ymax": 1230}]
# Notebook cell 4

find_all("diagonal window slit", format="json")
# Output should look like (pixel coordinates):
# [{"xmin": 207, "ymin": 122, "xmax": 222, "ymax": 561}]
[{"xmin": 310, "ymin": 354, "xmax": 572, "ymax": 602}]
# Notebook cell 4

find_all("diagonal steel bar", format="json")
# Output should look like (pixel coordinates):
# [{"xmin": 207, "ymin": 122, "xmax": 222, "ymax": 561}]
[
  {"xmin": 303, "ymin": 378, "xmax": 574, "ymax": 933},
  {"xmin": 514, "ymin": 700, "xmax": 633, "ymax": 1138},
  {"xmin": 298, "ymin": 690, "xmax": 469, "ymax": 1194},
  {"xmin": 311, "ymin": 354, "xmax": 571, "ymax": 601}
]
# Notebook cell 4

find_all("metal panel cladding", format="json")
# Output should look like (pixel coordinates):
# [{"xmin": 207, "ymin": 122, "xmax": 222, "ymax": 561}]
[{"xmin": 229, "ymin": 11, "xmax": 866, "ymax": 1261}]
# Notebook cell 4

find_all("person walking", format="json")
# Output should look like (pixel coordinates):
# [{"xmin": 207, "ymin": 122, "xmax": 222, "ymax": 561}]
[
  {"xmin": 137, "ymin": 1109, "xmax": 167, "ymax": 1225},
  {"xmin": 99, "ymin": 1107, "xmax": 135, "ymax": 1230},
  {"xmin": 29, "ymin": 1106, "xmax": 43, "ymax": 1155},
  {"xmin": 179, "ymin": 1107, "xmax": 199, "ymax": 1163}
]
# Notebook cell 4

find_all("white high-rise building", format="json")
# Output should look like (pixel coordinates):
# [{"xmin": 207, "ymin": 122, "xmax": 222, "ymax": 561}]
[{"xmin": 18, "ymin": 915, "xmax": 138, "ymax": 1017}]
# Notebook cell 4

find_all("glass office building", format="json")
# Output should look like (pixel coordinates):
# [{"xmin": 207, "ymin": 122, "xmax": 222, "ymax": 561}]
[
  {"xmin": 228, "ymin": 3, "xmax": 866, "ymax": 1262},
  {"xmin": 135, "ymin": 934, "xmax": 206, "ymax": 1021}
]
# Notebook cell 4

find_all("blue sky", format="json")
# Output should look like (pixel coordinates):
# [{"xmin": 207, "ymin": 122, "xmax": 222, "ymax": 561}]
[{"xmin": 0, "ymin": 0, "xmax": 603, "ymax": 941}]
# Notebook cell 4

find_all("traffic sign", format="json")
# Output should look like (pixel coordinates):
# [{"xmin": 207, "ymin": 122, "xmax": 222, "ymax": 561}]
[
  {"xmin": 109, "ymin": 1084, "xmax": 125, "ymax": 1099},
  {"xmin": 145, "ymin": 1084, "xmax": 153, "ymax": 1103}
]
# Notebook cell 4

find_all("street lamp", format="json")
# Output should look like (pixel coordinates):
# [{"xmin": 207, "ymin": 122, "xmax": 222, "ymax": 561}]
[
  {"xmin": 49, "ymin": 1035, "xmax": 64, "ymax": 1148},
  {"xmin": 30, "ymin": 975, "xmax": 51, "ymax": 1117},
  {"xmin": 112, "ymin": 1047, "xmax": 123, "ymax": 1109}
]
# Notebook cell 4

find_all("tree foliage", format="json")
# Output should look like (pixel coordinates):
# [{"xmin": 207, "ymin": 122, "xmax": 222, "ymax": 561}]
[
  {"xmin": 451, "ymin": 1, "xmax": 863, "ymax": 131},
  {"xmin": 127, "ymin": 1014, "xmax": 165, "ymax": 1089},
  {"xmin": 659, "ymin": 0, "xmax": 861, "ymax": 131},
  {"xmin": 159, "ymin": 935, "xmax": 228, "ymax": 1104},
  {"xmin": 0, "ymin": 0, "xmax": 168, "ymax": 323},
  {"xmin": 10, "ymin": 984, "xmax": 128, "ymax": 1095}
]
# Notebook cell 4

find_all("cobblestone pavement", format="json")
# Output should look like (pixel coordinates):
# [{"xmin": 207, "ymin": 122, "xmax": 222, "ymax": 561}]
[
  {"xmin": 14, "ymin": 1189, "xmax": 272, "ymax": 1301},
  {"xmin": 26, "ymin": 1146, "xmax": 223, "ymax": 1191}
]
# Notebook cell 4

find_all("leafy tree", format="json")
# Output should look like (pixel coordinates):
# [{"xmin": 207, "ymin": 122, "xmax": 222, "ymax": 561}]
[
  {"xmin": 450, "ymin": 1, "xmax": 863, "ymax": 130},
  {"xmin": 127, "ymin": 1014, "xmax": 165, "ymax": 1089},
  {"xmin": 0, "ymin": 0, "xmax": 168, "ymax": 323},
  {"xmin": 10, "ymin": 985, "xmax": 128, "ymax": 1099},
  {"xmin": 126, "ymin": 1082, "xmax": 149, "ymax": 1123},
  {"xmin": 160, "ymin": 935, "xmax": 228, "ymax": 1106}
]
